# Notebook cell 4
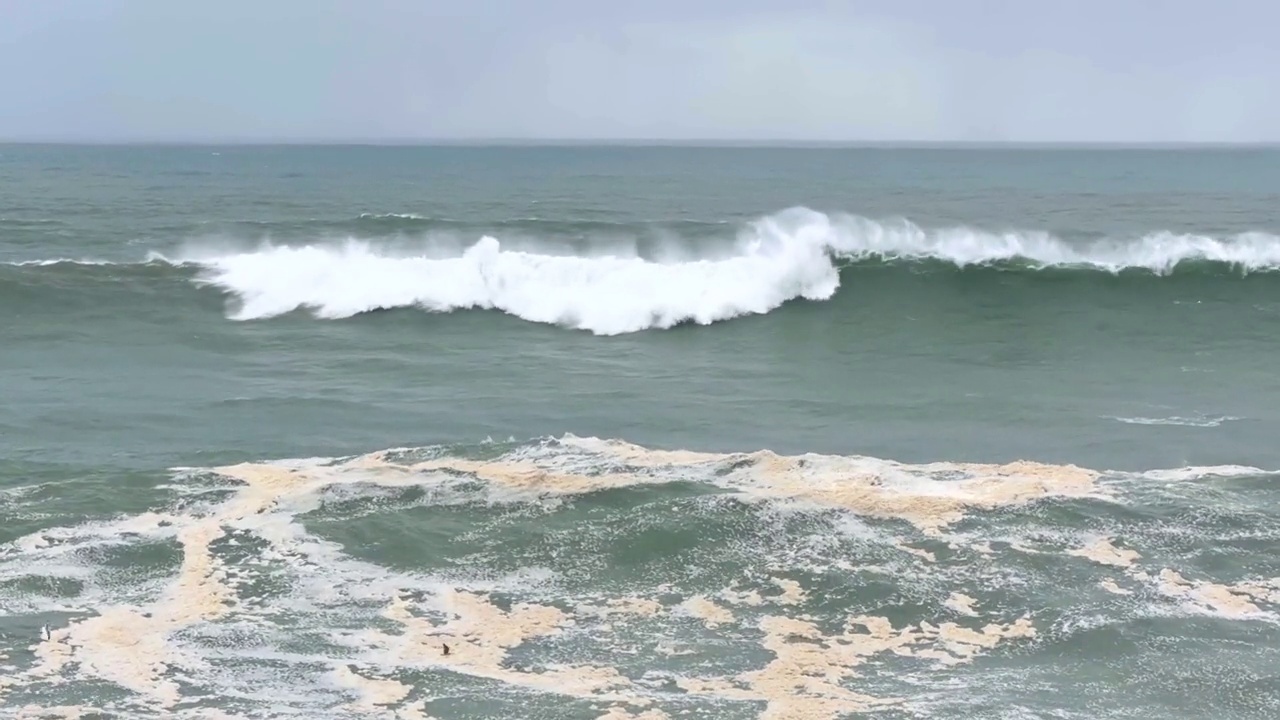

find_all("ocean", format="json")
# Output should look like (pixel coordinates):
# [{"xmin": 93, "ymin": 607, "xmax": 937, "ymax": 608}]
[{"xmin": 1, "ymin": 143, "xmax": 1278, "ymax": 719}]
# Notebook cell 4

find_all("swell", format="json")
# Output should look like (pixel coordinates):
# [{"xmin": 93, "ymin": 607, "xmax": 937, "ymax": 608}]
[{"xmin": 4, "ymin": 207, "xmax": 1280, "ymax": 334}]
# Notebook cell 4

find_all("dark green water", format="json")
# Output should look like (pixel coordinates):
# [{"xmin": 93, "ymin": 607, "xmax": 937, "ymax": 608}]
[{"xmin": 1, "ymin": 144, "xmax": 1278, "ymax": 719}]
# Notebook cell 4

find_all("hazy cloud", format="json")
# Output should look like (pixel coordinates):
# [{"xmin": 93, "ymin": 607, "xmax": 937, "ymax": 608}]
[{"xmin": 1, "ymin": 0, "xmax": 1276, "ymax": 142}]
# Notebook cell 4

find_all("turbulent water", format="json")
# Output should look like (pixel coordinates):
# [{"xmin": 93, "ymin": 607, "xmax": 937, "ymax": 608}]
[{"xmin": 2, "ymin": 144, "xmax": 1279, "ymax": 719}]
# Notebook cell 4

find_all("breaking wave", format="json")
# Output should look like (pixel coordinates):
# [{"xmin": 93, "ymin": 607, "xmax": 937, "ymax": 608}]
[{"xmin": 9, "ymin": 207, "xmax": 1280, "ymax": 334}]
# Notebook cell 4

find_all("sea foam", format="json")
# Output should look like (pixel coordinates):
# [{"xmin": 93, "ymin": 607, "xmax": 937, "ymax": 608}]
[{"xmin": 4, "ymin": 435, "xmax": 1277, "ymax": 718}]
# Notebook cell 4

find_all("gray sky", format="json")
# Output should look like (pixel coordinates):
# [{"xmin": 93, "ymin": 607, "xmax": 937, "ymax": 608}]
[{"xmin": 2, "ymin": 0, "xmax": 1277, "ymax": 142}]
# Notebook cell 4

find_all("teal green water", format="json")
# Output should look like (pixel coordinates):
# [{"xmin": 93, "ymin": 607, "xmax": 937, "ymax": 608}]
[{"xmin": 1, "ymin": 145, "xmax": 1279, "ymax": 719}]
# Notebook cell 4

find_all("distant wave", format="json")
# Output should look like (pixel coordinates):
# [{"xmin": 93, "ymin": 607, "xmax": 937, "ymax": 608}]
[
  {"xmin": 5, "ymin": 258, "xmax": 120, "ymax": 267},
  {"xmin": 8, "ymin": 207, "xmax": 1280, "ymax": 334},
  {"xmin": 356, "ymin": 212, "xmax": 428, "ymax": 221},
  {"xmin": 1109, "ymin": 415, "xmax": 1241, "ymax": 428}
]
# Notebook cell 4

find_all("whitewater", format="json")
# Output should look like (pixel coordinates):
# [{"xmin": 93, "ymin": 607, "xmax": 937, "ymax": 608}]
[{"xmin": 10, "ymin": 207, "xmax": 1280, "ymax": 335}]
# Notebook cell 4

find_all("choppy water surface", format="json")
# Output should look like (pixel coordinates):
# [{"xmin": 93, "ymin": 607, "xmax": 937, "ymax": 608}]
[{"xmin": 2, "ymin": 144, "xmax": 1279, "ymax": 719}]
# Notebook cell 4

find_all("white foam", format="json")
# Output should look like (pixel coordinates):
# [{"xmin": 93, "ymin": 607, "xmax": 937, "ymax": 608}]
[
  {"xmin": 169, "ymin": 227, "xmax": 838, "ymax": 334},
  {"xmin": 116, "ymin": 206, "xmax": 1280, "ymax": 334},
  {"xmin": 357, "ymin": 213, "xmax": 427, "ymax": 220},
  {"xmin": 824, "ymin": 221, "xmax": 1280, "ymax": 274},
  {"xmin": 1127, "ymin": 465, "xmax": 1280, "ymax": 482},
  {"xmin": 1109, "ymin": 415, "xmax": 1240, "ymax": 428}
]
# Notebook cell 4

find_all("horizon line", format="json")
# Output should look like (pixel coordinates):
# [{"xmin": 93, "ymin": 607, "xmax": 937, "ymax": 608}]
[{"xmin": 2, "ymin": 137, "xmax": 1279, "ymax": 149}]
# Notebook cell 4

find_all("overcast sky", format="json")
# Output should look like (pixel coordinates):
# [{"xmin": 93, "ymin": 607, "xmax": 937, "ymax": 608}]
[{"xmin": 1, "ymin": 0, "xmax": 1276, "ymax": 142}]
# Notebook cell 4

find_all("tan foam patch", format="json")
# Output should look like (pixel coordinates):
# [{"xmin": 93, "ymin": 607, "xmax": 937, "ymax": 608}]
[
  {"xmin": 675, "ymin": 609, "xmax": 1038, "ymax": 719},
  {"xmin": 371, "ymin": 591, "xmax": 634, "ymax": 702},
  {"xmin": 23, "ymin": 516, "xmax": 236, "ymax": 707},
  {"xmin": 331, "ymin": 665, "xmax": 413, "ymax": 715},
  {"xmin": 689, "ymin": 452, "xmax": 1102, "ymax": 536},
  {"xmin": 771, "ymin": 578, "xmax": 808, "ymax": 605},
  {"xmin": 1156, "ymin": 570, "xmax": 1264, "ymax": 617},
  {"xmin": 1232, "ymin": 579, "xmax": 1280, "ymax": 605},
  {"xmin": 896, "ymin": 542, "xmax": 937, "ymax": 562},
  {"xmin": 680, "ymin": 596, "xmax": 735, "ymax": 629},
  {"xmin": 383, "ymin": 436, "xmax": 1107, "ymax": 535},
  {"xmin": 1068, "ymin": 537, "xmax": 1140, "ymax": 568},
  {"xmin": 944, "ymin": 592, "xmax": 979, "ymax": 617},
  {"xmin": 1100, "ymin": 579, "xmax": 1133, "ymax": 595}
]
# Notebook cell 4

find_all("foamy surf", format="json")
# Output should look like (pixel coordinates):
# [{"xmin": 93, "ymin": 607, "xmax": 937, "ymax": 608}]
[
  {"xmin": 176, "ymin": 229, "xmax": 841, "ymax": 334},
  {"xmin": 78, "ymin": 206, "xmax": 1275, "ymax": 334},
  {"xmin": 2, "ymin": 436, "xmax": 1277, "ymax": 718}
]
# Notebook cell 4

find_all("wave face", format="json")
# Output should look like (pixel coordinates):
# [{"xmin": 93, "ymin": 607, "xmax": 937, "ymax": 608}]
[{"xmin": 9, "ymin": 207, "xmax": 1280, "ymax": 334}]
